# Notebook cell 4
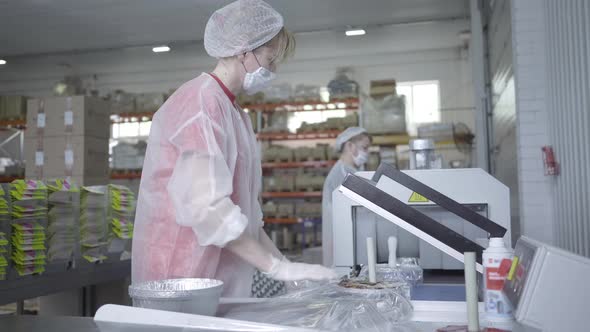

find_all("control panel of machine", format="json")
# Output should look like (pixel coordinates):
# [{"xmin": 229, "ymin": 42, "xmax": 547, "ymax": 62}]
[{"xmin": 503, "ymin": 238, "xmax": 538, "ymax": 311}]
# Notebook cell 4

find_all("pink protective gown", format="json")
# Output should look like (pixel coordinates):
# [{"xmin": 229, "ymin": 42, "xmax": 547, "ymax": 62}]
[{"xmin": 132, "ymin": 73, "xmax": 263, "ymax": 297}]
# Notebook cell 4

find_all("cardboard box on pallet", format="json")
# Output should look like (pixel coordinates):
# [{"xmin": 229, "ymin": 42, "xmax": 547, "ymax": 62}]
[
  {"xmin": 26, "ymin": 96, "xmax": 110, "ymax": 139},
  {"xmin": 24, "ymin": 135, "xmax": 109, "ymax": 180}
]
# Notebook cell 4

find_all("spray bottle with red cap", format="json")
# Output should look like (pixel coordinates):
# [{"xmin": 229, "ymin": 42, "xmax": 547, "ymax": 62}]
[{"xmin": 483, "ymin": 237, "xmax": 514, "ymax": 321}]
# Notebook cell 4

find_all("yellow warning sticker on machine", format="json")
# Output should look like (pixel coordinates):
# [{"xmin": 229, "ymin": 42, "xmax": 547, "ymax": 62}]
[
  {"xmin": 408, "ymin": 192, "xmax": 429, "ymax": 203},
  {"xmin": 507, "ymin": 256, "xmax": 519, "ymax": 281}
]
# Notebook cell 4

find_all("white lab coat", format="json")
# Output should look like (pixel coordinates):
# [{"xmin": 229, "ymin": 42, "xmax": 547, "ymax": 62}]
[{"xmin": 132, "ymin": 73, "xmax": 263, "ymax": 297}]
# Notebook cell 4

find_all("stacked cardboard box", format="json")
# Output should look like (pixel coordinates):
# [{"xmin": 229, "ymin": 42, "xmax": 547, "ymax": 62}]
[{"xmin": 25, "ymin": 96, "xmax": 110, "ymax": 186}]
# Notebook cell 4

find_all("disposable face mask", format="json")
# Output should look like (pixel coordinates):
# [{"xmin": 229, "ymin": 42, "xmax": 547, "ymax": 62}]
[
  {"xmin": 243, "ymin": 53, "xmax": 276, "ymax": 95},
  {"xmin": 353, "ymin": 149, "xmax": 369, "ymax": 167}
]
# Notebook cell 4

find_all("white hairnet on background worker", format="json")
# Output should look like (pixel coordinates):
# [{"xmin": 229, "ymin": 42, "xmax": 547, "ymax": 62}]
[
  {"xmin": 132, "ymin": 0, "xmax": 337, "ymax": 298},
  {"xmin": 322, "ymin": 127, "xmax": 371, "ymax": 267}
]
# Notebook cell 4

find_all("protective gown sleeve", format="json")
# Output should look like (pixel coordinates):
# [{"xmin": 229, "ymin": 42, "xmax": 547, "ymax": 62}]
[{"xmin": 167, "ymin": 113, "xmax": 248, "ymax": 247}]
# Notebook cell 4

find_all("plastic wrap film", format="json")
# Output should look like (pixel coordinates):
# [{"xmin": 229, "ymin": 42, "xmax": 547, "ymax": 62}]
[
  {"xmin": 359, "ymin": 259, "xmax": 424, "ymax": 287},
  {"xmin": 225, "ymin": 280, "xmax": 414, "ymax": 331}
]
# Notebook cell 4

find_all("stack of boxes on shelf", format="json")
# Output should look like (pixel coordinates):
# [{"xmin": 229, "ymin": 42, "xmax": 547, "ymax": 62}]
[
  {"xmin": 25, "ymin": 96, "xmax": 110, "ymax": 186},
  {"xmin": 297, "ymin": 113, "xmax": 358, "ymax": 134},
  {"xmin": 263, "ymin": 174, "xmax": 295, "ymax": 193},
  {"xmin": 110, "ymin": 91, "xmax": 166, "ymax": 114},
  {"xmin": 0, "ymin": 232, "xmax": 7, "ymax": 280},
  {"xmin": 295, "ymin": 202, "xmax": 322, "ymax": 219},
  {"xmin": 262, "ymin": 201, "xmax": 295, "ymax": 219},
  {"xmin": 262, "ymin": 144, "xmax": 337, "ymax": 164},
  {"xmin": 0, "ymin": 96, "xmax": 27, "ymax": 122},
  {"xmin": 9, "ymin": 180, "xmax": 48, "ymax": 277},
  {"xmin": 293, "ymin": 145, "xmax": 327, "ymax": 162},
  {"xmin": 362, "ymin": 79, "xmax": 407, "ymax": 135},
  {"xmin": 46, "ymin": 179, "xmax": 79, "ymax": 271},
  {"xmin": 106, "ymin": 184, "xmax": 135, "ymax": 260},
  {"xmin": 80, "ymin": 186, "xmax": 109, "ymax": 263},
  {"xmin": 79, "ymin": 184, "xmax": 136, "ymax": 264},
  {"xmin": 0, "ymin": 178, "xmax": 136, "ymax": 279},
  {"xmin": 256, "ymin": 98, "xmax": 361, "ymax": 252},
  {"xmin": 0, "ymin": 185, "xmax": 9, "ymax": 280},
  {"xmin": 294, "ymin": 173, "xmax": 324, "ymax": 192},
  {"xmin": 262, "ymin": 145, "xmax": 293, "ymax": 163}
]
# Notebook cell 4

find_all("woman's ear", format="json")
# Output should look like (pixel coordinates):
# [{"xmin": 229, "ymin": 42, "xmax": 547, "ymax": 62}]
[{"xmin": 344, "ymin": 141, "xmax": 353, "ymax": 153}]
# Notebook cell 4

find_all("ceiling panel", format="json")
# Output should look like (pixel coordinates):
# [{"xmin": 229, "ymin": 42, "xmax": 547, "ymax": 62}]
[{"xmin": 0, "ymin": 0, "xmax": 468, "ymax": 56}]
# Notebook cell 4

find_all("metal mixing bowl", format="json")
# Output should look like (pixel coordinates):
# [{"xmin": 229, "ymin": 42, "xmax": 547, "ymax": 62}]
[{"xmin": 129, "ymin": 278, "xmax": 224, "ymax": 316}]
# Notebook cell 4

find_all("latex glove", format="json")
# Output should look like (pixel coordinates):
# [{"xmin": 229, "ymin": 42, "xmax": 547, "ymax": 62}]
[
  {"xmin": 226, "ymin": 233, "xmax": 276, "ymax": 272},
  {"xmin": 226, "ymin": 233, "xmax": 339, "ymax": 281},
  {"xmin": 265, "ymin": 256, "xmax": 339, "ymax": 282}
]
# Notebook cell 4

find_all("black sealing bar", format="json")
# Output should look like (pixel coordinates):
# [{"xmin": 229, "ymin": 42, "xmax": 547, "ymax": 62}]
[
  {"xmin": 342, "ymin": 174, "xmax": 484, "ymax": 263},
  {"xmin": 372, "ymin": 163, "xmax": 507, "ymax": 238}
]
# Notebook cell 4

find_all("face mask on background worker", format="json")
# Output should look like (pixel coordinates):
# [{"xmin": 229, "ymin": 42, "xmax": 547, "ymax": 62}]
[
  {"xmin": 353, "ymin": 144, "xmax": 369, "ymax": 167},
  {"xmin": 242, "ymin": 52, "xmax": 277, "ymax": 94}
]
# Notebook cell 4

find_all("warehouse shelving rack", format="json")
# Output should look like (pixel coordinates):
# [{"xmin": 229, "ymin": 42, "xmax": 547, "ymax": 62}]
[
  {"xmin": 262, "ymin": 160, "xmax": 337, "ymax": 170},
  {"xmin": 0, "ymin": 120, "xmax": 26, "ymax": 183},
  {"xmin": 249, "ymin": 98, "xmax": 362, "ymax": 250}
]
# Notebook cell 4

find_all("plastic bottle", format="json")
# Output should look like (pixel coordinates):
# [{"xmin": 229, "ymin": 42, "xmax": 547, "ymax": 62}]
[{"xmin": 483, "ymin": 237, "xmax": 514, "ymax": 321}]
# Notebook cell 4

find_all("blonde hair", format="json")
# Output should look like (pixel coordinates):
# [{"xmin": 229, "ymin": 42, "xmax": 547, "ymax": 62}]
[{"xmin": 263, "ymin": 27, "xmax": 296, "ymax": 63}]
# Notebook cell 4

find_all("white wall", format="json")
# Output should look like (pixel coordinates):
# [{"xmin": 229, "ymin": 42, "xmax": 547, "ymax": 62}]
[
  {"xmin": 511, "ymin": 0, "xmax": 554, "ymax": 245},
  {"xmin": 487, "ymin": 0, "xmax": 519, "ymax": 244},
  {"xmin": 543, "ymin": 0, "xmax": 590, "ymax": 257}
]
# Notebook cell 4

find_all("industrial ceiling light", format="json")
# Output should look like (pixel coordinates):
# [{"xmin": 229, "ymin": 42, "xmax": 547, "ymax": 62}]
[
  {"xmin": 0, "ymin": 59, "xmax": 6, "ymax": 65},
  {"xmin": 152, "ymin": 46, "xmax": 171, "ymax": 53},
  {"xmin": 345, "ymin": 29, "xmax": 366, "ymax": 37}
]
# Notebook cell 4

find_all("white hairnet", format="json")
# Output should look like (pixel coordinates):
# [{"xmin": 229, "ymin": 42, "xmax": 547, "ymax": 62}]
[
  {"xmin": 335, "ymin": 127, "xmax": 368, "ymax": 152},
  {"xmin": 204, "ymin": 0, "xmax": 284, "ymax": 58}
]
